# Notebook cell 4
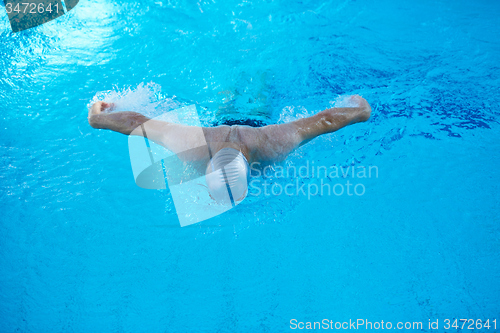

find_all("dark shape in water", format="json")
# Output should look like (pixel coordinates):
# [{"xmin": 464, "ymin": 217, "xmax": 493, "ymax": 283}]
[
  {"xmin": 215, "ymin": 118, "xmax": 267, "ymax": 128},
  {"xmin": 4, "ymin": 0, "xmax": 79, "ymax": 33}
]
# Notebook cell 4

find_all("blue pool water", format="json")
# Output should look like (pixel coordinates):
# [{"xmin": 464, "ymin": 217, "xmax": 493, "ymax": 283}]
[{"xmin": 1, "ymin": 0, "xmax": 499, "ymax": 331}]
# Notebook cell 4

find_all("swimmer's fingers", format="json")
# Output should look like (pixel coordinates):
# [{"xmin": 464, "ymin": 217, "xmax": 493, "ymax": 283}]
[
  {"xmin": 348, "ymin": 94, "xmax": 363, "ymax": 106},
  {"xmin": 89, "ymin": 101, "xmax": 115, "ymax": 117},
  {"xmin": 349, "ymin": 95, "xmax": 370, "ymax": 108},
  {"xmin": 101, "ymin": 102, "xmax": 116, "ymax": 111}
]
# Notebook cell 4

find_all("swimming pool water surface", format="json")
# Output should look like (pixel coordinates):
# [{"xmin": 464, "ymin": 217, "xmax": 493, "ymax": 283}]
[{"xmin": 0, "ymin": 0, "xmax": 499, "ymax": 332}]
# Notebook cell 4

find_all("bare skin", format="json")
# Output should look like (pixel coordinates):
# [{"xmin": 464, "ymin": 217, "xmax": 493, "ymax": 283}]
[{"xmin": 88, "ymin": 95, "xmax": 371, "ymax": 166}]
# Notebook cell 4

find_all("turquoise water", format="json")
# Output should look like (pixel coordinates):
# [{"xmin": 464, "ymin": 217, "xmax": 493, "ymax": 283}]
[{"xmin": 1, "ymin": 0, "xmax": 499, "ymax": 331}]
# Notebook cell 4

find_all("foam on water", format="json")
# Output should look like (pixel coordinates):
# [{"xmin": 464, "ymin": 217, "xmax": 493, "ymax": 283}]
[
  {"xmin": 88, "ymin": 82, "xmax": 184, "ymax": 119},
  {"xmin": 332, "ymin": 94, "xmax": 363, "ymax": 108}
]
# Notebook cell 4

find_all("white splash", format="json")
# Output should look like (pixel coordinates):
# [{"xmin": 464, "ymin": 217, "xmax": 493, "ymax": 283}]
[{"xmin": 88, "ymin": 82, "xmax": 182, "ymax": 118}]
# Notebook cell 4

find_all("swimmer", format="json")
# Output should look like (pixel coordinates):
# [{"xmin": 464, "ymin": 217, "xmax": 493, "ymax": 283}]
[{"xmin": 88, "ymin": 95, "xmax": 371, "ymax": 203}]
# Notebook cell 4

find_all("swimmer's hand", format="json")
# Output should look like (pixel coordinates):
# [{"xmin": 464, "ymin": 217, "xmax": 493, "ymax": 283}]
[
  {"xmin": 89, "ymin": 101, "xmax": 114, "ymax": 117},
  {"xmin": 349, "ymin": 95, "xmax": 371, "ymax": 122},
  {"xmin": 88, "ymin": 101, "xmax": 115, "ymax": 128}
]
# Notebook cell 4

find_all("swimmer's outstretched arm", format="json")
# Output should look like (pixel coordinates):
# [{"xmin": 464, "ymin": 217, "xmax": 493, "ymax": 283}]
[
  {"xmin": 88, "ymin": 102, "xmax": 213, "ymax": 160},
  {"xmin": 247, "ymin": 95, "xmax": 372, "ymax": 162}
]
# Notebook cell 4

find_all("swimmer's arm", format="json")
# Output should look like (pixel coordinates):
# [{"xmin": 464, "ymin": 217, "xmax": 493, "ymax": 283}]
[
  {"xmin": 88, "ymin": 102, "xmax": 211, "ymax": 161},
  {"xmin": 247, "ymin": 96, "xmax": 371, "ymax": 163},
  {"xmin": 293, "ymin": 96, "xmax": 371, "ymax": 144}
]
